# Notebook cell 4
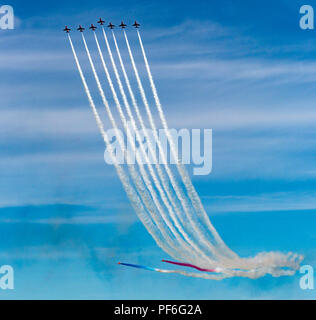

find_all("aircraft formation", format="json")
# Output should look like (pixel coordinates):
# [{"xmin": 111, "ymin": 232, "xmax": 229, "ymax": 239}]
[
  {"xmin": 63, "ymin": 19, "xmax": 140, "ymax": 33},
  {"xmin": 65, "ymin": 16, "xmax": 303, "ymax": 280}
]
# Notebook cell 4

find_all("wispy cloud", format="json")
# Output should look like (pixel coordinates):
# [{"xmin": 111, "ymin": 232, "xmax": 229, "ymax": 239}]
[
  {"xmin": 167, "ymin": 105, "xmax": 316, "ymax": 129},
  {"xmin": 0, "ymin": 245, "xmax": 83, "ymax": 260},
  {"xmin": 152, "ymin": 59, "xmax": 316, "ymax": 84},
  {"xmin": 0, "ymin": 109, "xmax": 98, "ymax": 135},
  {"xmin": 0, "ymin": 214, "xmax": 137, "ymax": 225},
  {"xmin": 202, "ymin": 191, "xmax": 316, "ymax": 214}
]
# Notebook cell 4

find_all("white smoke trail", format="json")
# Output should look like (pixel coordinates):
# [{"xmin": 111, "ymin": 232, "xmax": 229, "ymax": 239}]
[
  {"xmin": 135, "ymin": 30, "xmax": 240, "ymax": 259},
  {"xmin": 123, "ymin": 30, "xmax": 230, "ymax": 262},
  {"xmin": 135, "ymin": 30, "xmax": 228, "ymax": 246},
  {"xmin": 98, "ymin": 29, "xmax": 213, "ymax": 265},
  {"xmin": 111, "ymin": 31, "xmax": 185, "ymax": 234},
  {"xmin": 155, "ymin": 262, "xmax": 300, "ymax": 280},
  {"xmin": 67, "ymin": 34, "xmax": 178, "ymax": 259},
  {"xmin": 113, "ymin": 31, "xmax": 229, "ymax": 267},
  {"xmin": 167, "ymin": 250, "xmax": 303, "ymax": 279},
  {"xmin": 134, "ymin": 30, "xmax": 304, "ymax": 275},
  {"xmin": 83, "ymin": 32, "xmax": 201, "ymax": 263},
  {"xmin": 82, "ymin": 33, "xmax": 190, "ymax": 262},
  {"xmin": 69, "ymin": 31, "xmax": 303, "ymax": 279}
]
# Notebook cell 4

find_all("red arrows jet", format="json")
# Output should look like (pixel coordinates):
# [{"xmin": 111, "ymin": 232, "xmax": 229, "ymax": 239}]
[
  {"xmin": 132, "ymin": 21, "xmax": 140, "ymax": 28},
  {"xmin": 119, "ymin": 21, "xmax": 127, "ymax": 29},
  {"xmin": 89, "ymin": 24, "xmax": 97, "ymax": 31},
  {"xmin": 77, "ymin": 25, "xmax": 85, "ymax": 32},
  {"xmin": 107, "ymin": 22, "xmax": 115, "ymax": 29},
  {"xmin": 63, "ymin": 26, "xmax": 71, "ymax": 33},
  {"xmin": 97, "ymin": 18, "xmax": 105, "ymax": 25}
]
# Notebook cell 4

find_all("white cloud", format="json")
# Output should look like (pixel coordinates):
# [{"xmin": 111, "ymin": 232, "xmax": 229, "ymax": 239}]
[
  {"xmin": 0, "ymin": 214, "xmax": 137, "ymax": 225},
  {"xmin": 0, "ymin": 245, "xmax": 83, "ymax": 260},
  {"xmin": 202, "ymin": 191, "xmax": 316, "ymax": 214},
  {"xmin": 0, "ymin": 108, "xmax": 99, "ymax": 136},
  {"xmin": 151, "ymin": 59, "xmax": 316, "ymax": 84},
  {"xmin": 167, "ymin": 105, "xmax": 316, "ymax": 129}
]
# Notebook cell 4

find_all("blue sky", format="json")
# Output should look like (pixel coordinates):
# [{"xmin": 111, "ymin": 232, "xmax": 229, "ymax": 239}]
[{"xmin": 0, "ymin": 0, "xmax": 316, "ymax": 299}]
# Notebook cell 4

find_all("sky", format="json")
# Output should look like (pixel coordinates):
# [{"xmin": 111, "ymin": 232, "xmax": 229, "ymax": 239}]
[{"xmin": 0, "ymin": 0, "xmax": 316, "ymax": 299}]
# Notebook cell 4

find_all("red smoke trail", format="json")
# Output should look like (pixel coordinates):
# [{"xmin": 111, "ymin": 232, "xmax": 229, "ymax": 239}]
[{"xmin": 162, "ymin": 259, "xmax": 217, "ymax": 273}]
